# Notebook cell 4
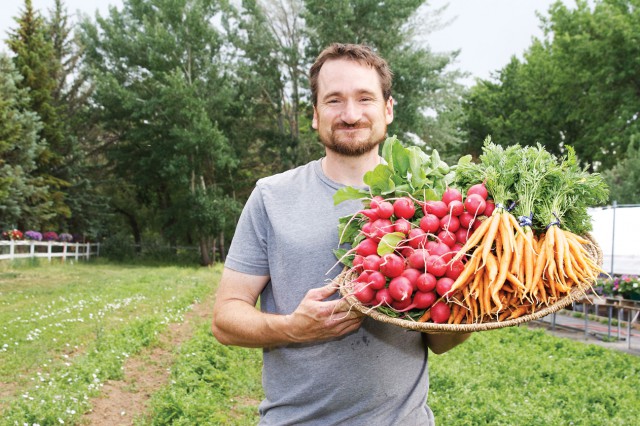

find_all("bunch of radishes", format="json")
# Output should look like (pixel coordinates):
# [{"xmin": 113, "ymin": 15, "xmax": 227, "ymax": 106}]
[{"xmin": 344, "ymin": 183, "xmax": 494, "ymax": 324}]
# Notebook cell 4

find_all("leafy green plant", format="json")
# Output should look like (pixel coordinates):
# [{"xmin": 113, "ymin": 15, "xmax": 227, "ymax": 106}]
[
  {"xmin": 429, "ymin": 326, "xmax": 640, "ymax": 425},
  {"xmin": 0, "ymin": 261, "xmax": 217, "ymax": 424}
]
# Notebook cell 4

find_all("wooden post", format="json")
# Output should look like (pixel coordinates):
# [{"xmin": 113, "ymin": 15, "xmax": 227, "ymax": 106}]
[
  {"xmin": 63, "ymin": 243, "xmax": 68, "ymax": 262},
  {"xmin": 47, "ymin": 241, "xmax": 52, "ymax": 262},
  {"xmin": 86, "ymin": 243, "xmax": 90, "ymax": 259},
  {"xmin": 9, "ymin": 240, "xmax": 15, "ymax": 259}
]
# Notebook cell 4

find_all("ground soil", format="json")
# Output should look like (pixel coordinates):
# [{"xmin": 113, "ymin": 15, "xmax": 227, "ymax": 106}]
[{"xmin": 81, "ymin": 292, "xmax": 216, "ymax": 426}]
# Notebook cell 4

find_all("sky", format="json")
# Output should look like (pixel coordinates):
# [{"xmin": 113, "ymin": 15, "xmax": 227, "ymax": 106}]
[{"xmin": 0, "ymin": 0, "xmax": 568, "ymax": 86}]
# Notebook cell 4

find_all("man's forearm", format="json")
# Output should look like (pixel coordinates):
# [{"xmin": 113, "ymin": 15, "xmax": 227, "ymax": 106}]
[
  {"xmin": 424, "ymin": 332, "xmax": 472, "ymax": 355},
  {"xmin": 212, "ymin": 301, "xmax": 294, "ymax": 348}
]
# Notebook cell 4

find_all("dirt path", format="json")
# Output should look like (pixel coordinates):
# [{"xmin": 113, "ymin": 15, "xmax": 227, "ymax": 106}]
[{"xmin": 82, "ymin": 292, "xmax": 216, "ymax": 425}]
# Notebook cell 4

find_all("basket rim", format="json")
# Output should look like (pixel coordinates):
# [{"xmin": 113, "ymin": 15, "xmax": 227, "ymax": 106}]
[{"xmin": 335, "ymin": 233, "xmax": 602, "ymax": 334}]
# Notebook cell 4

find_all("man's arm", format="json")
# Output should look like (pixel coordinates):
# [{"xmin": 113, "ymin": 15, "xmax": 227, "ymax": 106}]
[
  {"xmin": 211, "ymin": 267, "xmax": 364, "ymax": 348},
  {"xmin": 423, "ymin": 332, "xmax": 472, "ymax": 355}
]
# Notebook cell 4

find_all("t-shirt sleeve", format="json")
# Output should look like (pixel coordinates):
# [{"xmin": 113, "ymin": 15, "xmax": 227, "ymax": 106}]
[{"xmin": 224, "ymin": 184, "xmax": 271, "ymax": 276}]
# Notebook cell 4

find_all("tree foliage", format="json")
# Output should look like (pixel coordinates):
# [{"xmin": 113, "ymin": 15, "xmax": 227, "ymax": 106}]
[
  {"xmin": 462, "ymin": 0, "xmax": 640, "ymax": 176},
  {"xmin": 7, "ymin": 0, "xmax": 72, "ymax": 226},
  {"xmin": 80, "ymin": 0, "xmax": 241, "ymax": 264},
  {"xmin": 0, "ymin": 54, "xmax": 51, "ymax": 229}
]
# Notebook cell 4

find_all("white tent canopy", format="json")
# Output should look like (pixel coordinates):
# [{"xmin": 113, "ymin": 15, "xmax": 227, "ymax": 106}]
[{"xmin": 588, "ymin": 205, "xmax": 640, "ymax": 275}]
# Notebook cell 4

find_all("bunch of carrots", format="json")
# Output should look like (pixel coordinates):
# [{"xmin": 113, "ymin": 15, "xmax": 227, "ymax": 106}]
[{"xmin": 419, "ymin": 141, "xmax": 609, "ymax": 325}]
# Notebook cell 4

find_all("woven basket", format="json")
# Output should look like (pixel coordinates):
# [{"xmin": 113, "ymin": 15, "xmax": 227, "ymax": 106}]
[{"xmin": 336, "ymin": 233, "xmax": 603, "ymax": 334}]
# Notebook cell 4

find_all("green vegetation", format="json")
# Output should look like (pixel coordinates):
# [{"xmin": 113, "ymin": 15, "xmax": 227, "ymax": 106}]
[
  {"xmin": 137, "ymin": 324, "xmax": 263, "ymax": 425},
  {"xmin": 0, "ymin": 260, "xmax": 218, "ymax": 424},
  {"xmin": 1, "ymin": 261, "xmax": 639, "ymax": 425},
  {"xmin": 429, "ymin": 326, "xmax": 640, "ymax": 425}
]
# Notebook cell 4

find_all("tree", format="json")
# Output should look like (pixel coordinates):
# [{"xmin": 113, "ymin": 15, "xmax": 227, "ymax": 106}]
[
  {"xmin": 6, "ymin": 0, "xmax": 71, "ymax": 228},
  {"xmin": 80, "ymin": 0, "xmax": 240, "ymax": 264},
  {"xmin": 602, "ymin": 137, "xmax": 640, "ymax": 204},
  {"xmin": 462, "ymin": 0, "xmax": 640, "ymax": 171},
  {"xmin": 0, "ymin": 54, "xmax": 52, "ymax": 230}
]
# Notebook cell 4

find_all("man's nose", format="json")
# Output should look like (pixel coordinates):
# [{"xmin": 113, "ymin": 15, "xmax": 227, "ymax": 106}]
[{"xmin": 341, "ymin": 99, "xmax": 362, "ymax": 124}]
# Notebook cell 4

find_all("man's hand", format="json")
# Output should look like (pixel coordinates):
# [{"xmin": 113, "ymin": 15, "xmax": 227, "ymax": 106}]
[
  {"xmin": 283, "ymin": 282, "xmax": 364, "ymax": 343},
  {"xmin": 212, "ymin": 268, "xmax": 363, "ymax": 348}
]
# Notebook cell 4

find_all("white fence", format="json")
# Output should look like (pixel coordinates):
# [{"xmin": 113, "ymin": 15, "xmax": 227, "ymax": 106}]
[{"xmin": 0, "ymin": 240, "xmax": 100, "ymax": 262}]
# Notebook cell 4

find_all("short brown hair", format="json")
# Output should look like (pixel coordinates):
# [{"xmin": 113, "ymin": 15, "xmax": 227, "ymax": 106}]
[{"xmin": 309, "ymin": 43, "xmax": 393, "ymax": 106}]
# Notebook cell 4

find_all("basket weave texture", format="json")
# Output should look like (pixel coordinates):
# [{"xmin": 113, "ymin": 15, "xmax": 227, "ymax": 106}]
[{"xmin": 336, "ymin": 234, "xmax": 603, "ymax": 334}]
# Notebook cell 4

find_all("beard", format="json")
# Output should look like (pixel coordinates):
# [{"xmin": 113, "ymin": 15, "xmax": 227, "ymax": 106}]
[{"xmin": 319, "ymin": 120, "xmax": 387, "ymax": 157}]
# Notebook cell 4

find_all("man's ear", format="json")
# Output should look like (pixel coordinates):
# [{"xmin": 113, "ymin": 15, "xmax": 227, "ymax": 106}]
[
  {"xmin": 385, "ymin": 96, "xmax": 394, "ymax": 125},
  {"xmin": 312, "ymin": 106, "xmax": 319, "ymax": 129}
]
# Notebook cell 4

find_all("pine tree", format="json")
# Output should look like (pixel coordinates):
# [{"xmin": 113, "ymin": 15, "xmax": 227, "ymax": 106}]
[
  {"xmin": 0, "ymin": 54, "xmax": 53, "ymax": 230},
  {"xmin": 7, "ymin": 0, "xmax": 71, "ymax": 228}
]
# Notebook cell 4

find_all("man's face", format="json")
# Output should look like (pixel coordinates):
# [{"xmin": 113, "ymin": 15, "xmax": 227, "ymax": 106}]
[{"xmin": 312, "ymin": 59, "xmax": 394, "ymax": 157}]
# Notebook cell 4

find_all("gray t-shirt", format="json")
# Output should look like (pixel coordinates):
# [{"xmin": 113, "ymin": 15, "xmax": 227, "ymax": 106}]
[{"xmin": 225, "ymin": 159, "xmax": 435, "ymax": 426}]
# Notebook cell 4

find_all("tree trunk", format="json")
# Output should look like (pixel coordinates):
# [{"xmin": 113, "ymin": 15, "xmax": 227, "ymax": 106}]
[
  {"xmin": 199, "ymin": 237, "xmax": 211, "ymax": 266},
  {"xmin": 219, "ymin": 231, "xmax": 226, "ymax": 262}
]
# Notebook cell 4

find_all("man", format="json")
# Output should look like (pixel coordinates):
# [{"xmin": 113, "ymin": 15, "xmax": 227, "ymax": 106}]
[{"xmin": 212, "ymin": 43, "xmax": 470, "ymax": 425}]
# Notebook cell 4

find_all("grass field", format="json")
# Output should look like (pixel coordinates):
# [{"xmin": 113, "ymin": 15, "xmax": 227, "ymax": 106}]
[{"xmin": 1, "ymin": 260, "xmax": 638, "ymax": 425}]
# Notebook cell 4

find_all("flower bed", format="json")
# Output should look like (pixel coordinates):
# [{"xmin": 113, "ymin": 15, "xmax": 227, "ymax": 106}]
[{"xmin": 595, "ymin": 274, "xmax": 640, "ymax": 301}]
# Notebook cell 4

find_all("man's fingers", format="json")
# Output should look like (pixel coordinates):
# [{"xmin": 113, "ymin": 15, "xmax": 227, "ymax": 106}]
[{"xmin": 308, "ymin": 281, "xmax": 339, "ymax": 300}]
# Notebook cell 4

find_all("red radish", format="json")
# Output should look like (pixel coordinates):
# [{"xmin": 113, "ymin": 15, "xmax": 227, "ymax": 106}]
[
  {"xmin": 407, "ymin": 228, "xmax": 428, "ymax": 249},
  {"xmin": 441, "ymin": 187, "xmax": 463, "ymax": 205},
  {"xmin": 408, "ymin": 248, "xmax": 430, "ymax": 270},
  {"xmin": 353, "ymin": 255, "xmax": 365, "ymax": 272},
  {"xmin": 464, "ymin": 193, "xmax": 487, "ymax": 216},
  {"xmin": 375, "ymin": 288, "xmax": 393, "ymax": 305},
  {"xmin": 471, "ymin": 218, "xmax": 483, "ymax": 231},
  {"xmin": 436, "ymin": 277, "xmax": 454, "ymax": 297},
  {"xmin": 483, "ymin": 199, "xmax": 496, "ymax": 216},
  {"xmin": 416, "ymin": 272, "xmax": 437, "ymax": 292},
  {"xmin": 423, "ymin": 200, "xmax": 448, "ymax": 218},
  {"xmin": 370, "ymin": 195, "xmax": 384, "ymax": 209},
  {"xmin": 438, "ymin": 229, "xmax": 457, "ymax": 248},
  {"xmin": 393, "ymin": 218, "xmax": 412, "ymax": 235},
  {"xmin": 428, "ymin": 241, "xmax": 450, "ymax": 258},
  {"xmin": 467, "ymin": 182, "xmax": 488, "ymax": 199},
  {"xmin": 368, "ymin": 271, "xmax": 387, "ymax": 290},
  {"xmin": 356, "ymin": 238, "xmax": 378, "ymax": 257},
  {"xmin": 458, "ymin": 211, "xmax": 474, "ymax": 229},
  {"xmin": 393, "ymin": 197, "xmax": 416, "ymax": 219},
  {"xmin": 440, "ymin": 214, "xmax": 460, "ymax": 233},
  {"xmin": 388, "ymin": 276, "xmax": 413, "ymax": 301},
  {"xmin": 425, "ymin": 240, "xmax": 439, "ymax": 252},
  {"xmin": 356, "ymin": 271, "xmax": 370, "ymax": 283},
  {"xmin": 375, "ymin": 201, "xmax": 394, "ymax": 219},
  {"xmin": 451, "ymin": 242, "xmax": 464, "ymax": 256},
  {"xmin": 359, "ymin": 209, "xmax": 379, "ymax": 221},
  {"xmin": 445, "ymin": 259, "xmax": 465, "ymax": 280},
  {"xmin": 361, "ymin": 221, "xmax": 374, "ymax": 238},
  {"xmin": 400, "ymin": 246, "xmax": 415, "ymax": 259},
  {"xmin": 371, "ymin": 218, "xmax": 393, "ymax": 239},
  {"xmin": 392, "ymin": 297, "xmax": 414, "ymax": 311},
  {"xmin": 419, "ymin": 214, "xmax": 440, "ymax": 234},
  {"xmin": 455, "ymin": 227, "xmax": 469, "ymax": 245},
  {"xmin": 426, "ymin": 255, "xmax": 447, "ymax": 277},
  {"xmin": 363, "ymin": 254, "xmax": 383, "ymax": 272},
  {"xmin": 413, "ymin": 291, "xmax": 437, "ymax": 309},
  {"xmin": 448, "ymin": 200, "xmax": 464, "ymax": 216},
  {"xmin": 430, "ymin": 301, "xmax": 451, "ymax": 323},
  {"xmin": 379, "ymin": 253, "xmax": 405, "ymax": 278},
  {"xmin": 353, "ymin": 281, "xmax": 375, "ymax": 304},
  {"xmin": 401, "ymin": 267, "xmax": 422, "ymax": 289}
]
